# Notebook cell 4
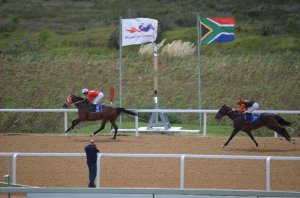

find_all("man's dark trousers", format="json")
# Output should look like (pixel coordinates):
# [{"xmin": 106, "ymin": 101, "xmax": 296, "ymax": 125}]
[{"xmin": 88, "ymin": 162, "xmax": 97, "ymax": 187}]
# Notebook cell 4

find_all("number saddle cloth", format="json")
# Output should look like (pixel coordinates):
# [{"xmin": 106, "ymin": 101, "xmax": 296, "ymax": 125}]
[
  {"xmin": 91, "ymin": 104, "xmax": 102, "ymax": 112},
  {"xmin": 245, "ymin": 113, "xmax": 260, "ymax": 123}
]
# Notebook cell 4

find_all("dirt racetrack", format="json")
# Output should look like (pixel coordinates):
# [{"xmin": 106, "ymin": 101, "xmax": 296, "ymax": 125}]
[{"xmin": 0, "ymin": 134, "xmax": 299, "ymax": 193}]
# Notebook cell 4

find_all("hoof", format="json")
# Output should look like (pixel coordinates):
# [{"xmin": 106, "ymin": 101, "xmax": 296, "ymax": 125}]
[
  {"xmin": 290, "ymin": 138, "xmax": 296, "ymax": 144},
  {"xmin": 90, "ymin": 134, "xmax": 93, "ymax": 137},
  {"xmin": 221, "ymin": 145, "xmax": 225, "ymax": 148}
]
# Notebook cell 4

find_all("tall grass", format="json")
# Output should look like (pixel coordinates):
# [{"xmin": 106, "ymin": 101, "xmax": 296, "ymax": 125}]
[
  {"xmin": 161, "ymin": 40, "xmax": 195, "ymax": 57},
  {"xmin": 1, "ymin": 47, "xmax": 299, "ymax": 136},
  {"xmin": 138, "ymin": 39, "xmax": 195, "ymax": 57}
]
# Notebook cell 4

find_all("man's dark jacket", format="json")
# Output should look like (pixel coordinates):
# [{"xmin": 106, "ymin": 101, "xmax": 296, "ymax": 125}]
[{"xmin": 85, "ymin": 144, "xmax": 99, "ymax": 164}]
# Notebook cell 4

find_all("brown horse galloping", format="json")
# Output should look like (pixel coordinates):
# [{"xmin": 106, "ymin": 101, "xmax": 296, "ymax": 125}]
[
  {"xmin": 215, "ymin": 105, "xmax": 294, "ymax": 147},
  {"xmin": 63, "ymin": 95, "xmax": 136, "ymax": 139}
]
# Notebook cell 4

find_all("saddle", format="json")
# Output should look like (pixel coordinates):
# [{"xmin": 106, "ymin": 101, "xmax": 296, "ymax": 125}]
[
  {"xmin": 90, "ymin": 104, "xmax": 102, "ymax": 112},
  {"xmin": 245, "ymin": 113, "xmax": 260, "ymax": 123}
]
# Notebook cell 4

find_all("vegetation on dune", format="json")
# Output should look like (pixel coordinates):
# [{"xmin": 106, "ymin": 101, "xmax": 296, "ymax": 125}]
[{"xmin": 0, "ymin": 0, "xmax": 299, "ymax": 136}]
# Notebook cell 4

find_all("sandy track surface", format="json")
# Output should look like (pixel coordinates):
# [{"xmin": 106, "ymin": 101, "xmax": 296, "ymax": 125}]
[{"xmin": 0, "ymin": 134, "xmax": 299, "ymax": 193}]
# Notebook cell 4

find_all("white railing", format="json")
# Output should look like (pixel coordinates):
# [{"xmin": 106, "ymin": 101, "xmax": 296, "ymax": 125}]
[
  {"xmin": 1, "ymin": 152, "xmax": 300, "ymax": 192},
  {"xmin": 0, "ymin": 109, "xmax": 299, "ymax": 136}
]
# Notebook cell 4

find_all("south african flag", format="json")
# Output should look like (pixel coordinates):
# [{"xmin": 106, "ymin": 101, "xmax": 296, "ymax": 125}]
[{"xmin": 200, "ymin": 17, "xmax": 235, "ymax": 45}]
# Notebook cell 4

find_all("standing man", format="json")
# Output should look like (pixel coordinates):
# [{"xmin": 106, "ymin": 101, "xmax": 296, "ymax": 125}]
[{"xmin": 85, "ymin": 140, "xmax": 100, "ymax": 188}]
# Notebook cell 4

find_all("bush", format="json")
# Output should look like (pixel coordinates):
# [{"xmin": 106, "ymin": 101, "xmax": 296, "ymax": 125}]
[
  {"xmin": 107, "ymin": 29, "xmax": 119, "ymax": 49},
  {"xmin": 38, "ymin": 30, "xmax": 52, "ymax": 48}
]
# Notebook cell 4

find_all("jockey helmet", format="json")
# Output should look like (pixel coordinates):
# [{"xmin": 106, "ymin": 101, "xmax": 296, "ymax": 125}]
[{"xmin": 82, "ymin": 88, "xmax": 88, "ymax": 94}]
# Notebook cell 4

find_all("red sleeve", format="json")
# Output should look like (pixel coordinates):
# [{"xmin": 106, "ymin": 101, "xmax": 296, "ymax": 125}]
[
  {"xmin": 236, "ymin": 104, "xmax": 247, "ymax": 112},
  {"xmin": 87, "ymin": 91, "xmax": 99, "ymax": 101}
]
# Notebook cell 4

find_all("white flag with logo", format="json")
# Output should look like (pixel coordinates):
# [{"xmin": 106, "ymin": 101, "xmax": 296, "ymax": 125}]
[{"xmin": 122, "ymin": 18, "xmax": 158, "ymax": 47}]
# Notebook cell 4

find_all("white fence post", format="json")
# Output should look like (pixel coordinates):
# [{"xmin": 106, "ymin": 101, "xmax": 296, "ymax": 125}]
[
  {"xmin": 266, "ymin": 157, "xmax": 271, "ymax": 191},
  {"xmin": 180, "ymin": 155, "xmax": 185, "ymax": 189},
  {"xmin": 64, "ymin": 112, "xmax": 68, "ymax": 135},
  {"xmin": 12, "ymin": 153, "xmax": 18, "ymax": 184},
  {"xmin": 203, "ymin": 112, "xmax": 207, "ymax": 136},
  {"xmin": 135, "ymin": 113, "xmax": 139, "ymax": 136},
  {"xmin": 96, "ymin": 154, "xmax": 101, "ymax": 188}
]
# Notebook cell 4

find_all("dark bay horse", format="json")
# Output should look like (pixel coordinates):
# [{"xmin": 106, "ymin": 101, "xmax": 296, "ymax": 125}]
[
  {"xmin": 63, "ymin": 95, "xmax": 136, "ymax": 139},
  {"xmin": 215, "ymin": 105, "xmax": 294, "ymax": 147}
]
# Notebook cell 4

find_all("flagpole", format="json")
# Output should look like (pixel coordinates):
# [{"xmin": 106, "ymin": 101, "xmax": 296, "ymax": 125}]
[
  {"xmin": 196, "ymin": 15, "xmax": 202, "ymax": 134},
  {"xmin": 119, "ymin": 16, "xmax": 123, "ymax": 124}
]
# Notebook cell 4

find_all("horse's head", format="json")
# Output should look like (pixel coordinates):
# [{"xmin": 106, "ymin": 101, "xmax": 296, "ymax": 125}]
[
  {"xmin": 215, "ymin": 105, "xmax": 233, "ymax": 120},
  {"xmin": 63, "ymin": 95, "xmax": 87, "ymax": 108}
]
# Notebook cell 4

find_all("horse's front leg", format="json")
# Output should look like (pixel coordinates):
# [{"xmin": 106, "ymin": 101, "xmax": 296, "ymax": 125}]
[
  {"xmin": 222, "ymin": 127, "xmax": 241, "ymax": 148},
  {"xmin": 90, "ymin": 120, "xmax": 107, "ymax": 137},
  {"xmin": 245, "ymin": 131, "xmax": 259, "ymax": 147},
  {"xmin": 65, "ymin": 119, "xmax": 81, "ymax": 133}
]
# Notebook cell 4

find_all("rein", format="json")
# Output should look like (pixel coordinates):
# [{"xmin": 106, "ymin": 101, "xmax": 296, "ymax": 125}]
[
  {"xmin": 227, "ymin": 109, "xmax": 244, "ymax": 121},
  {"xmin": 72, "ymin": 100, "xmax": 86, "ymax": 105},
  {"xmin": 226, "ymin": 110, "xmax": 234, "ymax": 114},
  {"xmin": 64, "ymin": 96, "xmax": 87, "ymax": 106}
]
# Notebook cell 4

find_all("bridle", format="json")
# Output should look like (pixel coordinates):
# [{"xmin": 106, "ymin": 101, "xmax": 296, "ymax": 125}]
[
  {"xmin": 64, "ymin": 95, "xmax": 86, "ymax": 107},
  {"xmin": 220, "ymin": 107, "xmax": 232, "ymax": 116}
]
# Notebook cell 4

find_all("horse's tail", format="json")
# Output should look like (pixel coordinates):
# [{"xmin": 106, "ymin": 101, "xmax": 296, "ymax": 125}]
[
  {"xmin": 117, "ymin": 107, "xmax": 137, "ymax": 116},
  {"xmin": 275, "ymin": 115, "xmax": 293, "ymax": 126}
]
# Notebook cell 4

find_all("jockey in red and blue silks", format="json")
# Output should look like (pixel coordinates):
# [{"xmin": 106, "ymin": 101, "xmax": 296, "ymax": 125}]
[
  {"xmin": 82, "ymin": 88, "xmax": 104, "ymax": 106},
  {"xmin": 235, "ymin": 98, "xmax": 259, "ymax": 114}
]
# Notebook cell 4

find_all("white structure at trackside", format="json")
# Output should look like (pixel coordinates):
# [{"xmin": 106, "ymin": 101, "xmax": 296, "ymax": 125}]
[{"xmin": 0, "ymin": 108, "xmax": 299, "ymax": 136}]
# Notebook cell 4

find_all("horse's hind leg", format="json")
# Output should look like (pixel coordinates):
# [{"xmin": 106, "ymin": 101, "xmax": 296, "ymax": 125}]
[
  {"xmin": 110, "ymin": 119, "xmax": 118, "ymax": 139},
  {"xmin": 90, "ymin": 120, "xmax": 107, "ymax": 137},
  {"xmin": 267, "ymin": 125, "xmax": 291, "ymax": 142},
  {"xmin": 245, "ymin": 131, "xmax": 259, "ymax": 147},
  {"xmin": 280, "ymin": 127, "xmax": 291, "ymax": 142},
  {"xmin": 65, "ymin": 119, "xmax": 81, "ymax": 133},
  {"xmin": 278, "ymin": 127, "xmax": 292, "ymax": 142}
]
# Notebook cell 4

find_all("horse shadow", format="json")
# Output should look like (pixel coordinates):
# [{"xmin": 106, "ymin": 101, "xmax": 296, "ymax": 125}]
[{"xmin": 223, "ymin": 147, "xmax": 299, "ymax": 153}]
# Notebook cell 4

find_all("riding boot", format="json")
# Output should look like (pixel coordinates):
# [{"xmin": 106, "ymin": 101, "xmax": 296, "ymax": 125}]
[
  {"xmin": 244, "ymin": 113, "xmax": 251, "ymax": 122},
  {"xmin": 89, "ymin": 103, "xmax": 94, "ymax": 112}
]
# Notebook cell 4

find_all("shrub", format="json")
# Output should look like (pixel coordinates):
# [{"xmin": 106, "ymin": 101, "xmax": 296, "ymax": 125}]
[
  {"xmin": 38, "ymin": 30, "xmax": 52, "ymax": 48},
  {"xmin": 107, "ymin": 29, "xmax": 119, "ymax": 49}
]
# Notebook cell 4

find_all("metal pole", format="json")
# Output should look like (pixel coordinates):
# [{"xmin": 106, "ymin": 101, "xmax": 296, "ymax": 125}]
[
  {"xmin": 197, "ymin": 15, "xmax": 202, "ymax": 134},
  {"xmin": 8, "ymin": 156, "xmax": 11, "ymax": 198},
  {"xmin": 153, "ymin": 44, "xmax": 159, "ymax": 121},
  {"xmin": 119, "ymin": 16, "xmax": 123, "ymax": 125}
]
